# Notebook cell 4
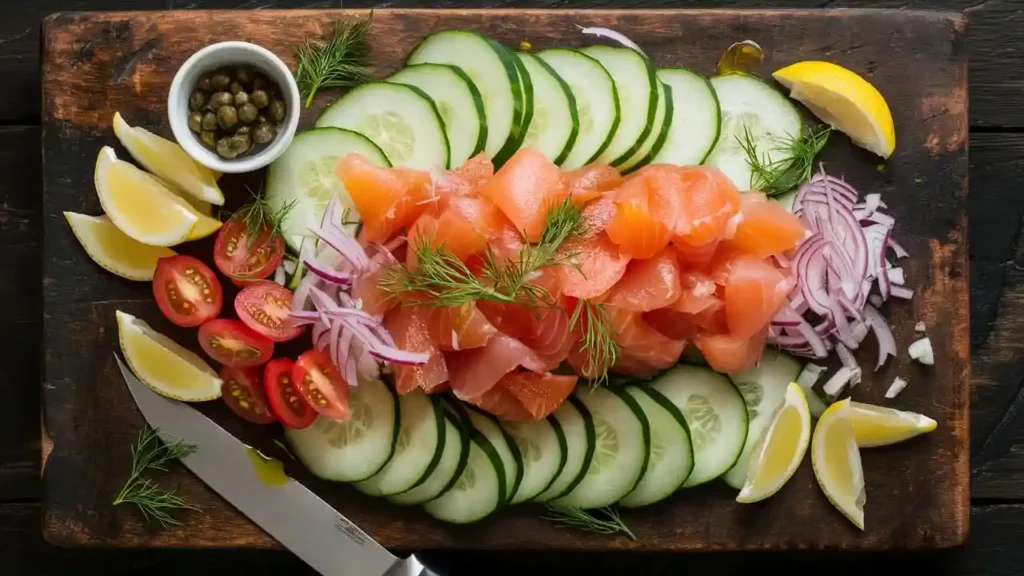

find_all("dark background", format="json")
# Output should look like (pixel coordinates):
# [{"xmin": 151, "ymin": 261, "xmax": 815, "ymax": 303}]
[{"xmin": 4, "ymin": 0, "xmax": 1023, "ymax": 574}]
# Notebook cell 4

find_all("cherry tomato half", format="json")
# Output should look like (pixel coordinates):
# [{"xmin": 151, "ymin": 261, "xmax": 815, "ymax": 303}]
[
  {"xmin": 220, "ymin": 366, "xmax": 276, "ymax": 425},
  {"xmin": 264, "ymin": 358, "xmax": 316, "ymax": 429},
  {"xmin": 213, "ymin": 214, "xmax": 285, "ymax": 284},
  {"xmin": 292, "ymin": 349, "xmax": 350, "ymax": 421},
  {"xmin": 198, "ymin": 318, "xmax": 274, "ymax": 368},
  {"xmin": 152, "ymin": 255, "xmax": 223, "ymax": 327},
  {"xmin": 235, "ymin": 281, "xmax": 305, "ymax": 342}
]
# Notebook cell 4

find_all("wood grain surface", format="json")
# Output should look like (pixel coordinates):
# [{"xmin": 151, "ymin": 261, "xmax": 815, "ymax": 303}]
[{"xmin": 40, "ymin": 8, "xmax": 968, "ymax": 552}]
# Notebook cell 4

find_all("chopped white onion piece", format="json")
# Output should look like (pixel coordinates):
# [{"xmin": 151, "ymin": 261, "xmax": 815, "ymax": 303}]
[
  {"xmin": 577, "ymin": 26, "xmax": 646, "ymax": 54},
  {"xmin": 869, "ymin": 294, "xmax": 883, "ymax": 308},
  {"xmin": 796, "ymin": 363, "xmax": 825, "ymax": 390},
  {"xmin": 283, "ymin": 259, "xmax": 298, "ymax": 275},
  {"xmin": 908, "ymin": 337, "xmax": 934, "ymax": 365},
  {"xmin": 823, "ymin": 367, "xmax": 856, "ymax": 397},
  {"xmin": 273, "ymin": 264, "xmax": 287, "ymax": 285},
  {"xmin": 885, "ymin": 376, "xmax": 909, "ymax": 399},
  {"xmin": 915, "ymin": 321, "xmax": 926, "ymax": 332},
  {"xmin": 888, "ymin": 267, "xmax": 905, "ymax": 285}
]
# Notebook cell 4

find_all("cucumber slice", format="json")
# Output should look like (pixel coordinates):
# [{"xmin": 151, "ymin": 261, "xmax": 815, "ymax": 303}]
[
  {"xmin": 388, "ymin": 414, "xmax": 469, "ymax": 505},
  {"xmin": 315, "ymin": 81, "xmax": 450, "ymax": 169},
  {"xmin": 354, "ymin": 392, "xmax": 445, "ymax": 496},
  {"xmin": 723, "ymin": 350, "xmax": 803, "ymax": 489},
  {"xmin": 386, "ymin": 63, "xmax": 487, "ymax": 167},
  {"xmin": 578, "ymin": 45, "xmax": 659, "ymax": 168},
  {"xmin": 618, "ymin": 80, "xmax": 672, "ymax": 174},
  {"xmin": 407, "ymin": 31, "xmax": 526, "ymax": 165},
  {"xmin": 501, "ymin": 416, "xmax": 568, "ymax": 504},
  {"xmin": 651, "ymin": 68, "xmax": 721, "ymax": 166},
  {"xmin": 508, "ymin": 48, "xmax": 535, "ymax": 160},
  {"xmin": 531, "ymin": 398, "xmax": 596, "ymax": 502},
  {"xmin": 553, "ymin": 387, "xmax": 650, "ymax": 509},
  {"xmin": 704, "ymin": 73, "xmax": 802, "ymax": 191},
  {"xmin": 423, "ymin": 424, "xmax": 505, "ymax": 524},
  {"xmin": 620, "ymin": 386, "xmax": 694, "ymax": 508},
  {"xmin": 517, "ymin": 53, "xmax": 579, "ymax": 165},
  {"xmin": 284, "ymin": 378, "xmax": 398, "ymax": 482},
  {"xmin": 651, "ymin": 364, "xmax": 748, "ymax": 487},
  {"xmin": 464, "ymin": 407, "xmax": 522, "ymax": 503},
  {"xmin": 535, "ymin": 49, "xmax": 619, "ymax": 170},
  {"xmin": 265, "ymin": 128, "xmax": 389, "ymax": 252}
]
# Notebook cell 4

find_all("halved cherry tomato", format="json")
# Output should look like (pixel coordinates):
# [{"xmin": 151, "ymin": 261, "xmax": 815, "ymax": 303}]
[
  {"xmin": 292, "ymin": 349, "xmax": 349, "ymax": 420},
  {"xmin": 220, "ymin": 366, "xmax": 276, "ymax": 424},
  {"xmin": 198, "ymin": 318, "xmax": 274, "ymax": 368},
  {"xmin": 235, "ymin": 281, "xmax": 305, "ymax": 342},
  {"xmin": 264, "ymin": 358, "xmax": 316, "ymax": 429},
  {"xmin": 213, "ymin": 214, "xmax": 285, "ymax": 283},
  {"xmin": 152, "ymin": 255, "xmax": 222, "ymax": 327}
]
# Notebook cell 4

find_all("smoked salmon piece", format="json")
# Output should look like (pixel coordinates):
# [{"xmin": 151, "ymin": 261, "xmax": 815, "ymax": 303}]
[
  {"xmin": 606, "ymin": 174, "xmax": 676, "ymax": 259},
  {"xmin": 643, "ymin": 308, "xmax": 697, "ymax": 341},
  {"xmin": 673, "ymin": 270, "xmax": 720, "ymax": 314},
  {"xmin": 556, "ymin": 232, "xmax": 630, "ymax": 299},
  {"xmin": 429, "ymin": 303, "xmax": 497, "ymax": 351},
  {"xmin": 405, "ymin": 209, "xmax": 487, "ymax": 268},
  {"xmin": 579, "ymin": 194, "xmax": 616, "ymax": 238},
  {"xmin": 501, "ymin": 371, "xmax": 578, "ymax": 420},
  {"xmin": 610, "ymin": 307, "xmax": 686, "ymax": 377},
  {"xmin": 605, "ymin": 247, "xmax": 682, "ymax": 312},
  {"xmin": 335, "ymin": 153, "xmax": 431, "ymax": 244},
  {"xmin": 724, "ymin": 257, "xmax": 794, "ymax": 340},
  {"xmin": 562, "ymin": 164, "xmax": 624, "ymax": 205},
  {"xmin": 445, "ymin": 332, "xmax": 547, "ymax": 401},
  {"xmin": 383, "ymin": 306, "xmax": 448, "ymax": 394},
  {"xmin": 351, "ymin": 268, "xmax": 395, "ymax": 317},
  {"xmin": 673, "ymin": 165, "xmax": 741, "ymax": 249},
  {"xmin": 479, "ymin": 148, "xmax": 564, "ymax": 242},
  {"xmin": 468, "ymin": 383, "xmax": 534, "ymax": 421},
  {"xmin": 446, "ymin": 196, "xmax": 509, "ymax": 240},
  {"xmin": 696, "ymin": 328, "xmax": 767, "ymax": 374},
  {"xmin": 519, "ymin": 306, "xmax": 574, "ymax": 371},
  {"xmin": 727, "ymin": 193, "xmax": 807, "ymax": 258}
]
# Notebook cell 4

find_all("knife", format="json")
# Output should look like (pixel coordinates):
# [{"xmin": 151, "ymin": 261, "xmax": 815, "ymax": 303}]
[{"xmin": 116, "ymin": 354, "xmax": 443, "ymax": 576}]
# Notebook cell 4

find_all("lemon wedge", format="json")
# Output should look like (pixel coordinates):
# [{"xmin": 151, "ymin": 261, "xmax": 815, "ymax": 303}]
[
  {"xmin": 64, "ymin": 212, "xmax": 175, "ymax": 281},
  {"xmin": 113, "ymin": 112, "xmax": 224, "ymax": 205},
  {"xmin": 94, "ymin": 146, "xmax": 199, "ymax": 246},
  {"xmin": 811, "ymin": 398, "xmax": 866, "ymax": 529},
  {"xmin": 772, "ymin": 61, "xmax": 895, "ymax": 158},
  {"xmin": 849, "ymin": 402, "xmax": 937, "ymax": 448},
  {"xmin": 116, "ymin": 310, "xmax": 222, "ymax": 402},
  {"xmin": 737, "ymin": 383, "xmax": 811, "ymax": 503}
]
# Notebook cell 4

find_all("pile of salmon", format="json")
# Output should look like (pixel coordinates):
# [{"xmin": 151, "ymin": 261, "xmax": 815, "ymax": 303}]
[{"xmin": 336, "ymin": 148, "xmax": 806, "ymax": 422}]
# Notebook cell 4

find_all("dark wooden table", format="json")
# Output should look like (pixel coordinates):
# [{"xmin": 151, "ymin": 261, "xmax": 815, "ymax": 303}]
[{"xmin": 3, "ymin": 1, "xmax": 1023, "ymax": 574}]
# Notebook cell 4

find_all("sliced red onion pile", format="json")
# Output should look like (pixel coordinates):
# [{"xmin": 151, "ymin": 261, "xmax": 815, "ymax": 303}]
[
  {"xmin": 770, "ymin": 168, "xmax": 911, "ymax": 383},
  {"xmin": 289, "ymin": 196, "xmax": 427, "ymax": 386}
]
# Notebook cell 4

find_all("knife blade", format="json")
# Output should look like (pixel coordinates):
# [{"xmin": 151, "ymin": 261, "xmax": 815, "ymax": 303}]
[{"xmin": 116, "ymin": 354, "xmax": 442, "ymax": 576}]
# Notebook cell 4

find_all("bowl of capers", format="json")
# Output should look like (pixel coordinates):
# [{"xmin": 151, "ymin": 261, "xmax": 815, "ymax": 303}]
[{"xmin": 169, "ymin": 41, "xmax": 299, "ymax": 173}]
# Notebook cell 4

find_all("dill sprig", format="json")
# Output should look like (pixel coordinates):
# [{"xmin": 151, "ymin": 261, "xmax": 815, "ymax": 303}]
[
  {"xmin": 379, "ymin": 241, "xmax": 516, "ymax": 307},
  {"xmin": 234, "ymin": 188, "xmax": 296, "ymax": 248},
  {"xmin": 542, "ymin": 504, "xmax": 636, "ymax": 540},
  {"xmin": 113, "ymin": 426, "xmax": 200, "ymax": 527},
  {"xmin": 569, "ymin": 299, "xmax": 619, "ymax": 387},
  {"xmin": 295, "ymin": 14, "xmax": 373, "ymax": 108},
  {"xmin": 738, "ymin": 125, "xmax": 831, "ymax": 196}
]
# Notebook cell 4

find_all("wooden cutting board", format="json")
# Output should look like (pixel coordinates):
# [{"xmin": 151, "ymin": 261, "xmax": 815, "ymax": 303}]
[{"xmin": 40, "ymin": 8, "xmax": 968, "ymax": 551}]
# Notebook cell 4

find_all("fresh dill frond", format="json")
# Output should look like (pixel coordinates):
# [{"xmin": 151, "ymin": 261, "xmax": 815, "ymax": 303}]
[
  {"xmin": 569, "ymin": 299, "xmax": 619, "ymax": 386},
  {"xmin": 379, "ymin": 240, "xmax": 515, "ymax": 307},
  {"xmin": 113, "ymin": 426, "xmax": 200, "ymax": 527},
  {"xmin": 234, "ymin": 187, "xmax": 296, "ymax": 248},
  {"xmin": 294, "ymin": 14, "xmax": 373, "ymax": 108},
  {"xmin": 542, "ymin": 504, "xmax": 636, "ymax": 540},
  {"xmin": 738, "ymin": 125, "xmax": 831, "ymax": 196}
]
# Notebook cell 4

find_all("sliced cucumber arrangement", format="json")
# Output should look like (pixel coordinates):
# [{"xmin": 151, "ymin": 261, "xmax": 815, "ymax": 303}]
[
  {"xmin": 265, "ymin": 128, "xmax": 389, "ymax": 252},
  {"xmin": 651, "ymin": 364, "xmax": 748, "ymax": 488},
  {"xmin": 407, "ymin": 31, "xmax": 527, "ymax": 165},
  {"xmin": 423, "ymin": 417, "xmax": 506, "ymax": 524},
  {"xmin": 284, "ymin": 378, "xmax": 398, "ymax": 482},
  {"xmin": 535, "ymin": 49, "xmax": 619, "ymax": 170},
  {"xmin": 620, "ymin": 386, "xmax": 694, "ymax": 508},
  {"xmin": 651, "ymin": 68, "xmax": 721, "ymax": 166},
  {"xmin": 386, "ymin": 63, "xmax": 487, "ymax": 168},
  {"xmin": 553, "ymin": 387, "xmax": 650, "ymax": 509},
  {"xmin": 531, "ymin": 398, "xmax": 596, "ymax": 502},
  {"xmin": 578, "ymin": 45, "xmax": 659, "ymax": 168},
  {"xmin": 464, "ymin": 407, "xmax": 523, "ymax": 503},
  {"xmin": 354, "ymin": 392, "xmax": 445, "ymax": 497},
  {"xmin": 388, "ymin": 414, "xmax": 470, "ymax": 505},
  {"xmin": 517, "ymin": 53, "xmax": 579, "ymax": 165},
  {"xmin": 501, "ymin": 416, "xmax": 568, "ymax": 504},
  {"xmin": 618, "ymin": 80, "xmax": 672, "ymax": 173},
  {"xmin": 723, "ymin": 350, "xmax": 803, "ymax": 489},
  {"xmin": 704, "ymin": 73, "xmax": 802, "ymax": 191}
]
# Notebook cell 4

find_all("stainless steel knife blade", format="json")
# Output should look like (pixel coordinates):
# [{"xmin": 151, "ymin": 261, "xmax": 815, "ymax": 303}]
[{"xmin": 116, "ymin": 354, "xmax": 434, "ymax": 576}]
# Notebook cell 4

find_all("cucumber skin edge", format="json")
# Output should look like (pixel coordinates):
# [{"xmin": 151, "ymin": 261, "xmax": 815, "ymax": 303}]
[{"xmin": 606, "ymin": 386, "xmax": 653, "ymax": 495}]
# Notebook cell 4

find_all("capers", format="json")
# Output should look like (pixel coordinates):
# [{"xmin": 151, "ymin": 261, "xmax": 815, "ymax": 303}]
[
  {"xmin": 268, "ymin": 98, "xmax": 286, "ymax": 123},
  {"xmin": 188, "ymin": 64, "xmax": 286, "ymax": 158},
  {"xmin": 188, "ymin": 111, "xmax": 203, "ymax": 133}
]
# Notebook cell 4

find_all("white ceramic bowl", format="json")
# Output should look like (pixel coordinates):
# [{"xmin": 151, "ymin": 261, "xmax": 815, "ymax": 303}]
[{"xmin": 168, "ymin": 41, "xmax": 300, "ymax": 174}]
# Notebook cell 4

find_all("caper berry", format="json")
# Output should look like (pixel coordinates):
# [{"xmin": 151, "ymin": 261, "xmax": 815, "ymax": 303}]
[
  {"xmin": 235, "ymin": 125, "xmax": 251, "ymax": 136},
  {"xmin": 187, "ymin": 111, "xmax": 203, "ymax": 133},
  {"xmin": 230, "ymin": 80, "xmax": 244, "ymax": 95},
  {"xmin": 235, "ymin": 66, "xmax": 254, "ymax": 87},
  {"xmin": 268, "ymin": 98, "xmax": 286, "ymax": 123},
  {"xmin": 201, "ymin": 130, "xmax": 218, "ymax": 149},
  {"xmin": 230, "ymin": 134, "xmax": 252, "ymax": 155},
  {"xmin": 233, "ymin": 91, "xmax": 249, "ymax": 107},
  {"xmin": 216, "ymin": 137, "xmax": 238, "ymax": 159},
  {"xmin": 197, "ymin": 73, "xmax": 213, "ymax": 92},
  {"xmin": 238, "ymin": 103, "xmax": 259, "ymax": 124},
  {"xmin": 253, "ymin": 74, "xmax": 268, "ymax": 90},
  {"xmin": 209, "ymin": 91, "xmax": 233, "ymax": 109},
  {"xmin": 250, "ymin": 89, "xmax": 269, "ymax": 109},
  {"xmin": 253, "ymin": 122, "xmax": 275, "ymax": 145},
  {"xmin": 217, "ymin": 105, "xmax": 239, "ymax": 130},
  {"xmin": 201, "ymin": 111, "xmax": 218, "ymax": 131},
  {"xmin": 211, "ymin": 71, "xmax": 232, "ymax": 90},
  {"xmin": 189, "ymin": 90, "xmax": 208, "ymax": 111}
]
